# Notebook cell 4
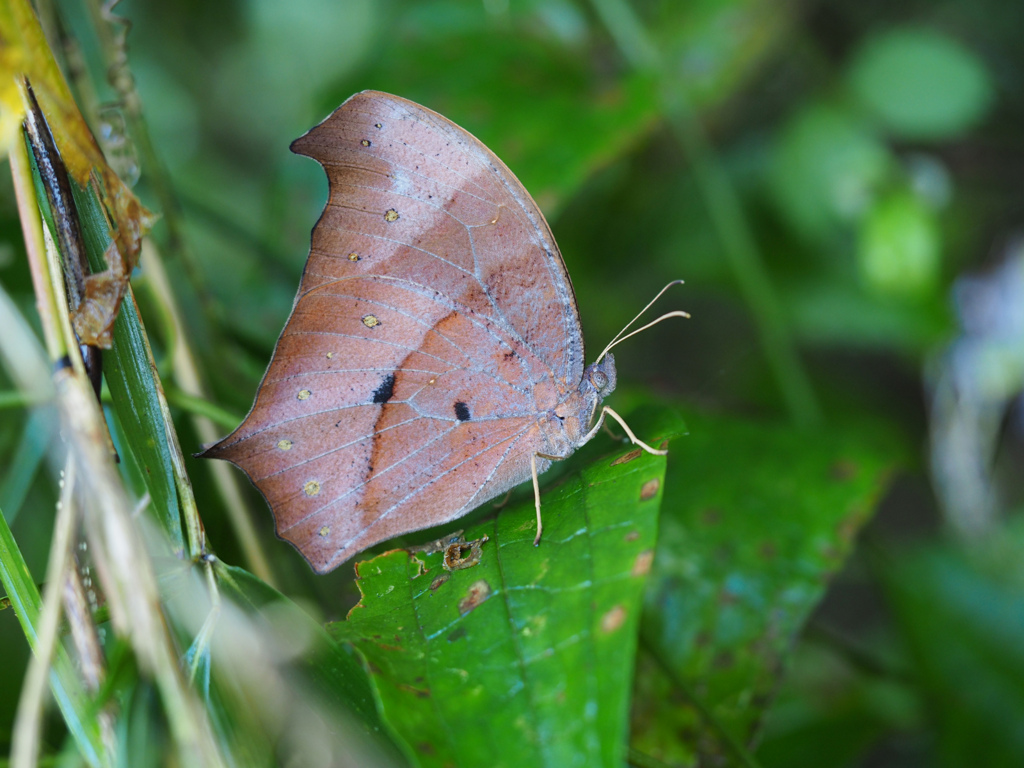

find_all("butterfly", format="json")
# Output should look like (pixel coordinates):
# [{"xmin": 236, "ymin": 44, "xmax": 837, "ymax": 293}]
[{"xmin": 201, "ymin": 91, "xmax": 684, "ymax": 573}]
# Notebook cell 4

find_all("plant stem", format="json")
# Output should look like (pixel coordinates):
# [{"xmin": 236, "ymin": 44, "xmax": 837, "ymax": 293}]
[
  {"xmin": 11, "ymin": 460, "xmax": 78, "ymax": 768},
  {"xmin": 589, "ymin": 0, "xmax": 821, "ymax": 428},
  {"xmin": 10, "ymin": 124, "xmax": 64, "ymax": 361}
]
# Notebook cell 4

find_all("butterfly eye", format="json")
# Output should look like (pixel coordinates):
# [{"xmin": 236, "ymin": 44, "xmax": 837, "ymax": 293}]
[{"xmin": 591, "ymin": 371, "xmax": 608, "ymax": 389}]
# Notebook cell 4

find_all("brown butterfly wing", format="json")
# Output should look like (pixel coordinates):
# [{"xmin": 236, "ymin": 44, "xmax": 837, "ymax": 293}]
[{"xmin": 203, "ymin": 91, "xmax": 583, "ymax": 572}]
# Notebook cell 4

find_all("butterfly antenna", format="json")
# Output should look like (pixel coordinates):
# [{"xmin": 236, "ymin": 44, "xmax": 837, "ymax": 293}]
[{"xmin": 596, "ymin": 280, "xmax": 689, "ymax": 362}]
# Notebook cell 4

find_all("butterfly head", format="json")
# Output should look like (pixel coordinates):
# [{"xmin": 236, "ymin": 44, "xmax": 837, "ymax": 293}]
[
  {"xmin": 542, "ymin": 354, "xmax": 617, "ymax": 453},
  {"xmin": 583, "ymin": 353, "xmax": 617, "ymax": 401},
  {"xmin": 576, "ymin": 353, "xmax": 617, "ymax": 430}
]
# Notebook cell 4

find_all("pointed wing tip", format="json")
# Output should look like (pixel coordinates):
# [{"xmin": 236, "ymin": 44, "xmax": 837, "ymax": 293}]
[
  {"xmin": 289, "ymin": 132, "xmax": 315, "ymax": 158},
  {"xmin": 291, "ymin": 90, "xmax": 405, "ymax": 158},
  {"xmin": 194, "ymin": 444, "xmax": 218, "ymax": 460},
  {"xmin": 308, "ymin": 557, "xmax": 336, "ymax": 575},
  {"xmin": 286, "ymin": 534, "xmax": 347, "ymax": 575},
  {"xmin": 194, "ymin": 436, "xmax": 235, "ymax": 461},
  {"xmin": 282, "ymin": 521, "xmax": 381, "ymax": 576}
]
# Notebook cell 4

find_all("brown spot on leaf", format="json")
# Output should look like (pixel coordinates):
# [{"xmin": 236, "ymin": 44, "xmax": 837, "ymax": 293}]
[
  {"xmin": 830, "ymin": 460, "xmax": 858, "ymax": 481},
  {"xmin": 601, "ymin": 605, "xmax": 627, "ymax": 633},
  {"xmin": 444, "ymin": 534, "xmax": 489, "ymax": 571},
  {"xmin": 632, "ymin": 549, "xmax": 654, "ymax": 577},
  {"xmin": 430, "ymin": 574, "xmax": 449, "ymax": 591},
  {"xmin": 713, "ymin": 650, "xmax": 735, "ymax": 669},
  {"xmin": 640, "ymin": 478, "xmax": 660, "ymax": 500},
  {"xmin": 398, "ymin": 683, "xmax": 430, "ymax": 698},
  {"xmin": 611, "ymin": 448, "xmax": 643, "ymax": 466},
  {"xmin": 836, "ymin": 514, "xmax": 862, "ymax": 545},
  {"xmin": 458, "ymin": 579, "xmax": 491, "ymax": 615},
  {"xmin": 701, "ymin": 508, "xmax": 722, "ymax": 525},
  {"xmin": 624, "ymin": 530, "xmax": 639, "ymax": 542}
]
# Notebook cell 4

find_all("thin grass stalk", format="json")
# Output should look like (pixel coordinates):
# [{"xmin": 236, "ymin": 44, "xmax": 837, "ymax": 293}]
[
  {"xmin": 62, "ymin": 548, "xmax": 117, "ymax": 753},
  {"xmin": 11, "ymin": 461, "xmax": 78, "ymax": 768}
]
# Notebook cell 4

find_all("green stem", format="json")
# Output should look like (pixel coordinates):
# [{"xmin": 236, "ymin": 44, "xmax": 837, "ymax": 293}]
[{"xmin": 589, "ymin": 0, "xmax": 821, "ymax": 428}]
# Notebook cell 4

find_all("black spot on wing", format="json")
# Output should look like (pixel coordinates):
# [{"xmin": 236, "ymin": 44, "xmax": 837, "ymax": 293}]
[
  {"xmin": 371, "ymin": 374, "xmax": 396, "ymax": 404},
  {"xmin": 454, "ymin": 401, "xmax": 471, "ymax": 422}
]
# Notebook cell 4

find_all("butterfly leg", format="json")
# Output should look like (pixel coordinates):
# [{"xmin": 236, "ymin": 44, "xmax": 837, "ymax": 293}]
[
  {"xmin": 601, "ymin": 419, "xmax": 621, "ymax": 441},
  {"xmin": 531, "ymin": 452, "xmax": 566, "ymax": 546},
  {"xmin": 585, "ymin": 406, "xmax": 668, "ymax": 456},
  {"xmin": 492, "ymin": 489, "xmax": 514, "ymax": 509}
]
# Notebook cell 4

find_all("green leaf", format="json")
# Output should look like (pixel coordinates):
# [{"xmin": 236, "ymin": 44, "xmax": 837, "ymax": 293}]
[
  {"xmin": 26, "ymin": 144, "xmax": 184, "ymax": 549},
  {"xmin": 328, "ymin": 407, "xmax": 681, "ymax": 768},
  {"xmin": 882, "ymin": 521, "xmax": 1024, "ymax": 767},
  {"xmin": 634, "ymin": 409, "xmax": 897, "ymax": 766},
  {"xmin": 70, "ymin": 183, "xmax": 185, "ymax": 551},
  {"xmin": 847, "ymin": 27, "xmax": 994, "ymax": 141},
  {"xmin": 858, "ymin": 189, "xmax": 941, "ymax": 299},
  {"xmin": 769, "ymin": 103, "xmax": 891, "ymax": 243}
]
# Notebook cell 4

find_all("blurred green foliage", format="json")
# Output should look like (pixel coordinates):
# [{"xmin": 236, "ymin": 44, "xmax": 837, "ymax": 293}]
[{"xmin": 2, "ymin": 0, "xmax": 1024, "ymax": 766}]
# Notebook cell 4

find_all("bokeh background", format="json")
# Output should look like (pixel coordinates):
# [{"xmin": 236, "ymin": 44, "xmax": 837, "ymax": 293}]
[{"xmin": 2, "ymin": 0, "xmax": 1023, "ymax": 765}]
